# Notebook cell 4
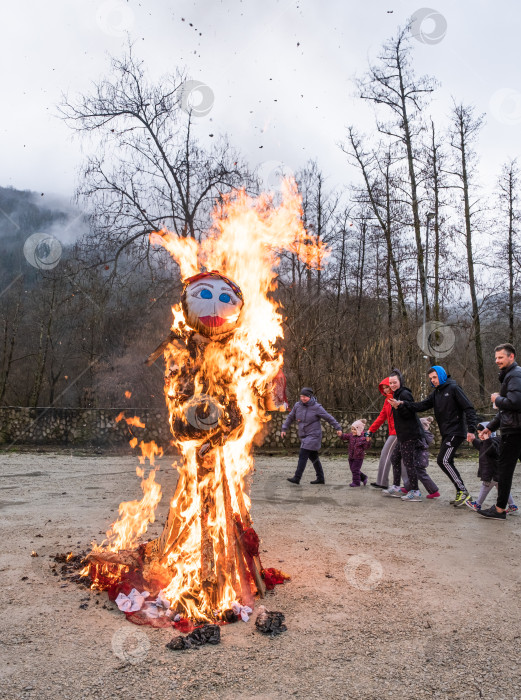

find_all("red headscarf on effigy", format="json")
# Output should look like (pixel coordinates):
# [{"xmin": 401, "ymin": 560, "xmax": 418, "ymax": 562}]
[{"xmin": 182, "ymin": 271, "xmax": 243, "ymax": 300}]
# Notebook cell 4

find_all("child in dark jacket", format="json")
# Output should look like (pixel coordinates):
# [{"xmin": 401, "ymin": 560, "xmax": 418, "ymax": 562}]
[
  {"xmin": 465, "ymin": 422, "xmax": 518, "ymax": 513},
  {"xmin": 340, "ymin": 419, "xmax": 370, "ymax": 487}
]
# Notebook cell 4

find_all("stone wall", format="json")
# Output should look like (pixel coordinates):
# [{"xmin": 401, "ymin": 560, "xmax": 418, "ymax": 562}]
[
  {"xmin": 0, "ymin": 405, "xmax": 458, "ymax": 450},
  {"xmin": 0, "ymin": 407, "xmax": 171, "ymax": 448}
]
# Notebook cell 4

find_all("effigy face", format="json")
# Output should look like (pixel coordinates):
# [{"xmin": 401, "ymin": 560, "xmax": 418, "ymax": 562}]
[{"xmin": 181, "ymin": 271, "xmax": 243, "ymax": 339}]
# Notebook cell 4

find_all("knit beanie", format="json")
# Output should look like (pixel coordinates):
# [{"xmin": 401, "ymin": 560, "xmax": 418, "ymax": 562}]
[
  {"xmin": 420, "ymin": 416, "xmax": 433, "ymax": 430},
  {"xmin": 351, "ymin": 419, "xmax": 367, "ymax": 436},
  {"xmin": 300, "ymin": 387, "xmax": 314, "ymax": 398}
]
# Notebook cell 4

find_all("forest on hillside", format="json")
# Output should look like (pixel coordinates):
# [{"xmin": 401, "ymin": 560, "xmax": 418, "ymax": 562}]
[{"xmin": 0, "ymin": 26, "xmax": 519, "ymax": 415}]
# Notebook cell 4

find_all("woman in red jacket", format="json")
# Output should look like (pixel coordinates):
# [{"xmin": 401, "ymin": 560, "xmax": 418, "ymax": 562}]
[{"xmin": 367, "ymin": 377, "xmax": 407, "ymax": 489}]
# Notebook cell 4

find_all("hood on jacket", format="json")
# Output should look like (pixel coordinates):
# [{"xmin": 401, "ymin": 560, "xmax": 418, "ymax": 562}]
[
  {"xmin": 477, "ymin": 420, "xmax": 496, "ymax": 437},
  {"xmin": 430, "ymin": 365, "xmax": 448, "ymax": 385},
  {"xmin": 378, "ymin": 377, "xmax": 393, "ymax": 397}
]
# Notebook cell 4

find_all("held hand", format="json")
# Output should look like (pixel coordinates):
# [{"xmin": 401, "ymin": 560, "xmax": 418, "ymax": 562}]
[
  {"xmin": 480, "ymin": 428, "xmax": 492, "ymax": 440},
  {"xmin": 491, "ymin": 392, "xmax": 500, "ymax": 404},
  {"xmin": 336, "ymin": 430, "xmax": 343, "ymax": 437},
  {"xmin": 388, "ymin": 398, "xmax": 401, "ymax": 408},
  {"xmin": 466, "ymin": 432, "xmax": 475, "ymax": 444},
  {"xmin": 281, "ymin": 431, "xmax": 286, "ymax": 439}
]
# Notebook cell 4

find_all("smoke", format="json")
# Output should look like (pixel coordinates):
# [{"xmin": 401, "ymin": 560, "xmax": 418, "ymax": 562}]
[{"xmin": 27, "ymin": 190, "xmax": 90, "ymax": 246}]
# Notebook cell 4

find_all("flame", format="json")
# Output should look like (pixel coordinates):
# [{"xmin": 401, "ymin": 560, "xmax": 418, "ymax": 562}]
[
  {"xmin": 116, "ymin": 413, "xmax": 146, "ymax": 429},
  {"xmin": 90, "ymin": 179, "xmax": 326, "ymax": 620},
  {"xmin": 92, "ymin": 431, "xmax": 163, "ymax": 555},
  {"xmin": 100, "ymin": 465, "xmax": 162, "ymax": 552}
]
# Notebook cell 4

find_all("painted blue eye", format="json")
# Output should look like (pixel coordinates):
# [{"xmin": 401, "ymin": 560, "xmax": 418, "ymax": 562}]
[
  {"xmin": 219, "ymin": 293, "xmax": 232, "ymax": 303},
  {"xmin": 199, "ymin": 289, "xmax": 213, "ymax": 299}
]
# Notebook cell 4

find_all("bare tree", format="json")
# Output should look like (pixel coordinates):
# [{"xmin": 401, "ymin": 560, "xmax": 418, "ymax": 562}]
[
  {"xmin": 449, "ymin": 103, "xmax": 486, "ymax": 399},
  {"xmin": 424, "ymin": 119, "xmax": 454, "ymax": 321},
  {"xmin": 0, "ymin": 276, "xmax": 24, "ymax": 404},
  {"xmin": 342, "ymin": 129, "xmax": 407, "ymax": 321},
  {"xmin": 496, "ymin": 159, "xmax": 520, "ymax": 343},
  {"xmin": 356, "ymin": 24, "xmax": 437, "ymax": 312},
  {"xmin": 60, "ymin": 46, "xmax": 251, "ymax": 270}
]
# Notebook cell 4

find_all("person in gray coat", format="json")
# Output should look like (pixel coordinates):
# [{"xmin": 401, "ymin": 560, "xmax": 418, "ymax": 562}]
[{"xmin": 281, "ymin": 387, "xmax": 343, "ymax": 484}]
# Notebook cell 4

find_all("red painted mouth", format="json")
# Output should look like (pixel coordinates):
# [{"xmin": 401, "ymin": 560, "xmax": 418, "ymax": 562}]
[{"xmin": 200, "ymin": 315, "xmax": 226, "ymax": 327}]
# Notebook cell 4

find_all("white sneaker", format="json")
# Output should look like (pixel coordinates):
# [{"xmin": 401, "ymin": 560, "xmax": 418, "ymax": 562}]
[
  {"xmin": 382, "ymin": 485, "xmax": 403, "ymax": 498},
  {"xmin": 401, "ymin": 489, "xmax": 422, "ymax": 502}
]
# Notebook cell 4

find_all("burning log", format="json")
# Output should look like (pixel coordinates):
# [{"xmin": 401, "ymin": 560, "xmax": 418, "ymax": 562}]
[
  {"xmin": 145, "ymin": 331, "xmax": 185, "ymax": 366},
  {"xmin": 87, "ymin": 548, "xmax": 142, "ymax": 570}
]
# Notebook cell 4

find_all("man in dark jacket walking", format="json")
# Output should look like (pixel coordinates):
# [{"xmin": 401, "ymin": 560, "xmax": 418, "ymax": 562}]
[
  {"xmin": 479, "ymin": 344, "xmax": 521, "ymax": 520},
  {"xmin": 281, "ymin": 387, "xmax": 343, "ymax": 484},
  {"xmin": 390, "ymin": 365, "xmax": 477, "ymax": 507}
]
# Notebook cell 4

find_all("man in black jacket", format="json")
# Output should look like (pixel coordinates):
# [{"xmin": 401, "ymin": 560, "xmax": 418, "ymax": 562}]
[
  {"xmin": 389, "ymin": 365, "xmax": 477, "ymax": 507},
  {"xmin": 479, "ymin": 343, "xmax": 521, "ymax": 521}
]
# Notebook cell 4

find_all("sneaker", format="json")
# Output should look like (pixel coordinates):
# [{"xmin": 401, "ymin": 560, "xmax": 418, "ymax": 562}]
[
  {"xmin": 453, "ymin": 490, "xmax": 471, "ymax": 508},
  {"xmin": 309, "ymin": 478, "xmax": 325, "ymax": 484},
  {"xmin": 507, "ymin": 504, "xmax": 518, "ymax": 515},
  {"xmin": 401, "ymin": 489, "xmax": 422, "ymax": 502},
  {"xmin": 382, "ymin": 485, "xmax": 403, "ymax": 497},
  {"xmin": 349, "ymin": 482, "xmax": 361, "ymax": 487},
  {"xmin": 287, "ymin": 477, "xmax": 300, "ymax": 484},
  {"xmin": 399, "ymin": 487, "xmax": 408, "ymax": 494},
  {"xmin": 362, "ymin": 476, "xmax": 368, "ymax": 486},
  {"xmin": 465, "ymin": 499, "xmax": 481, "ymax": 512},
  {"xmin": 478, "ymin": 505, "xmax": 506, "ymax": 521},
  {"xmin": 426, "ymin": 491, "xmax": 440, "ymax": 499}
]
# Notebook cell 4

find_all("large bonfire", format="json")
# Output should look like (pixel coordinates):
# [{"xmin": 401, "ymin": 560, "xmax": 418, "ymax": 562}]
[{"xmin": 86, "ymin": 180, "xmax": 327, "ymax": 623}]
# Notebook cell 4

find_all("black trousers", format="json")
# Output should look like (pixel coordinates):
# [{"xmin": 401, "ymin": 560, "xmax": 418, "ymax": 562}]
[
  {"xmin": 437, "ymin": 435, "xmax": 466, "ymax": 491},
  {"xmin": 496, "ymin": 432, "xmax": 521, "ymax": 509},
  {"xmin": 391, "ymin": 439, "xmax": 419, "ymax": 491},
  {"xmin": 295, "ymin": 448, "xmax": 324, "ymax": 481}
]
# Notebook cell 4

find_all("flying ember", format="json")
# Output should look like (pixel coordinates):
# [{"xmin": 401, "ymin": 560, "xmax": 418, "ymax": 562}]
[{"xmin": 85, "ymin": 179, "xmax": 328, "ymax": 623}]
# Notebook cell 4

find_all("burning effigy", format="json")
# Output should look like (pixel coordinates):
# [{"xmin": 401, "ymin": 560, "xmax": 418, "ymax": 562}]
[{"xmin": 84, "ymin": 180, "xmax": 327, "ymax": 627}]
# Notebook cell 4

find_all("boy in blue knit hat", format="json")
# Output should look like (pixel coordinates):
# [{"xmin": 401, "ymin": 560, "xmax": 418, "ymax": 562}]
[{"xmin": 389, "ymin": 365, "xmax": 477, "ymax": 507}]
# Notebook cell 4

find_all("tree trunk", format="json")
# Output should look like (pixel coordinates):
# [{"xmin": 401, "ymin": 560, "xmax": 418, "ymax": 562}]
[
  {"xmin": 0, "ymin": 284, "xmax": 23, "ymax": 404},
  {"xmin": 396, "ymin": 48, "xmax": 428, "ymax": 313},
  {"xmin": 430, "ymin": 121, "xmax": 441, "ymax": 321},
  {"xmin": 456, "ymin": 113, "xmax": 485, "ymax": 399}
]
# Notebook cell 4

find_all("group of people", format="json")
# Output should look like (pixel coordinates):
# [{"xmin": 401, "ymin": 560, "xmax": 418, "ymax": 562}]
[{"xmin": 281, "ymin": 343, "xmax": 521, "ymax": 521}]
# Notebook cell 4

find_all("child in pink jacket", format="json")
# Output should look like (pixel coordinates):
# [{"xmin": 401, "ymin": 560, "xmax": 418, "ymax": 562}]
[{"xmin": 340, "ymin": 419, "xmax": 371, "ymax": 487}]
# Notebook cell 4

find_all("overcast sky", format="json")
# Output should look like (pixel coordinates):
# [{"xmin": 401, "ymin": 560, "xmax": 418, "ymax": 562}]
[{"xmin": 1, "ymin": 0, "xmax": 520, "ymax": 201}]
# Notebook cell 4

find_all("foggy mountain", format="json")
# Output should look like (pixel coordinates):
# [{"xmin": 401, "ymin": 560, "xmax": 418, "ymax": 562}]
[{"xmin": 0, "ymin": 186, "xmax": 89, "ymax": 280}]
